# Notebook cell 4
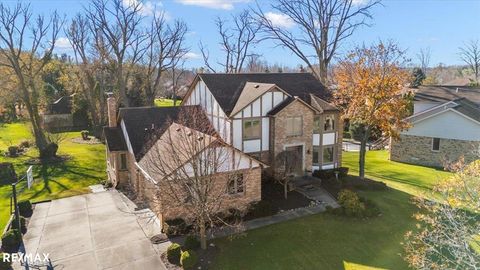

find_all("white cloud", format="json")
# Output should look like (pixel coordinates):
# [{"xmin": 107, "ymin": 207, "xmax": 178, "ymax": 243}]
[
  {"xmin": 122, "ymin": 0, "xmax": 163, "ymax": 16},
  {"xmin": 264, "ymin": 12, "xmax": 294, "ymax": 28},
  {"xmin": 183, "ymin": 52, "xmax": 201, "ymax": 59},
  {"xmin": 351, "ymin": 0, "xmax": 368, "ymax": 6},
  {"xmin": 55, "ymin": 37, "xmax": 72, "ymax": 49},
  {"xmin": 175, "ymin": 0, "xmax": 250, "ymax": 10}
]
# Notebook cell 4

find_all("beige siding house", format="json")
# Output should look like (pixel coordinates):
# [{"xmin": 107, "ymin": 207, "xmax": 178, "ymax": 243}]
[{"xmin": 390, "ymin": 86, "xmax": 480, "ymax": 167}]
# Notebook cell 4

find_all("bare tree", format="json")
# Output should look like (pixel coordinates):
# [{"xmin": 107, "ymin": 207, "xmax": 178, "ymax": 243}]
[
  {"xmin": 416, "ymin": 47, "xmax": 431, "ymax": 75},
  {"xmin": 142, "ymin": 13, "xmax": 188, "ymax": 106},
  {"xmin": 66, "ymin": 13, "xmax": 108, "ymax": 129},
  {"xmin": 275, "ymin": 150, "xmax": 302, "ymax": 199},
  {"xmin": 459, "ymin": 40, "xmax": 480, "ymax": 84},
  {"xmin": 0, "ymin": 3, "xmax": 63, "ymax": 158},
  {"xmin": 86, "ymin": 0, "xmax": 147, "ymax": 107},
  {"xmin": 200, "ymin": 10, "xmax": 259, "ymax": 73},
  {"xmin": 254, "ymin": 0, "xmax": 381, "ymax": 84},
  {"xmin": 141, "ymin": 107, "xmax": 254, "ymax": 249}
]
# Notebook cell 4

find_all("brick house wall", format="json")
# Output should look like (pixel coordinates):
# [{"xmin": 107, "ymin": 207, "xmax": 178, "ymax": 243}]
[
  {"xmin": 390, "ymin": 134, "xmax": 480, "ymax": 167},
  {"xmin": 270, "ymin": 101, "xmax": 315, "ymax": 178},
  {"xmin": 154, "ymin": 167, "xmax": 262, "ymax": 222}
]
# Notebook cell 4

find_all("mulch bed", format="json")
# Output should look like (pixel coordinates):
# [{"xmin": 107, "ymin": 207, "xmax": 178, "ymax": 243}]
[
  {"xmin": 262, "ymin": 181, "xmax": 314, "ymax": 211},
  {"xmin": 321, "ymin": 175, "xmax": 388, "ymax": 198},
  {"xmin": 160, "ymin": 244, "xmax": 219, "ymax": 270},
  {"xmin": 70, "ymin": 137, "xmax": 102, "ymax": 145}
]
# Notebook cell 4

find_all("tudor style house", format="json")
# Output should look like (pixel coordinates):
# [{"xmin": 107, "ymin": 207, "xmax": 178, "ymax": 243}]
[
  {"xmin": 182, "ymin": 73, "xmax": 342, "ymax": 177},
  {"xmin": 103, "ymin": 72, "xmax": 341, "ymax": 225},
  {"xmin": 390, "ymin": 85, "xmax": 480, "ymax": 167}
]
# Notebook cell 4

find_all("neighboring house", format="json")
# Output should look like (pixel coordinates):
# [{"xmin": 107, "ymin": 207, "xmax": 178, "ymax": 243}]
[
  {"xmin": 103, "ymin": 73, "xmax": 341, "ymax": 224},
  {"xmin": 182, "ymin": 73, "xmax": 342, "ymax": 177},
  {"xmin": 390, "ymin": 86, "xmax": 480, "ymax": 167},
  {"xmin": 42, "ymin": 94, "xmax": 88, "ymax": 131}
]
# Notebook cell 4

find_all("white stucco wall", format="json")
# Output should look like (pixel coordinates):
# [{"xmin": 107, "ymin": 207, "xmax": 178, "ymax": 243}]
[
  {"xmin": 403, "ymin": 110, "xmax": 480, "ymax": 141},
  {"xmin": 184, "ymin": 80, "xmax": 231, "ymax": 143},
  {"xmin": 231, "ymin": 90, "xmax": 288, "ymax": 152}
]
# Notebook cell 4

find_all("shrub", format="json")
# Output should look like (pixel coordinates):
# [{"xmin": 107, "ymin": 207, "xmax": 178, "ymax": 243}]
[
  {"xmin": 361, "ymin": 198, "xmax": 381, "ymax": 217},
  {"xmin": 337, "ymin": 167, "xmax": 349, "ymax": 177},
  {"xmin": 180, "ymin": 250, "xmax": 198, "ymax": 270},
  {"xmin": 40, "ymin": 143, "xmax": 58, "ymax": 159},
  {"xmin": 338, "ymin": 189, "xmax": 365, "ymax": 217},
  {"xmin": 7, "ymin": 146, "xmax": 18, "ymax": 157},
  {"xmin": 18, "ymin": 140, "xmax": 31, "ymax": 149},
  {"xmin": 247, "ymin": 201, "xmax": 275, "ymax": 219},
  {"xmin": 1, "ymin": 229, "xmax": 21, "ymax": 253},
  {"xmin": 0, "ymin": 253, "xmax": 12, "ymax": 270},
  {"xmin": 17, "ymin": 200, "xmax": 33, "ymax": 217},
  {"xmin": 164, "ymin": 218, "xmax": 188, "ymax": 236},
  {"xmin": 224, "ymin": 208, "xmax": 242, "ymax": 223},
  {"xmin": 166, "ymin": 243, "xmax": 182, "ymax": 264},
  {"xmin": 11, "ymin": 216, "xmax": 26, "ymax": 234},
  {"xmin": 183, "ymin": 235, "xmax": 200, "ymax": 250},
  {"xmin": 81, "ymin": 130, "xmax": 89, "ymax": 140},
  {"xmin": 313, "ymin": 169, "xmax": 335, "ymax": 179}
]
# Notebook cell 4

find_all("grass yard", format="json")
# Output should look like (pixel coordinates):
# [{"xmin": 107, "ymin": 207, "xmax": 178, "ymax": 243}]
[
  {"xmin": 342, "ymin": 150, "xmax": 452, "ymax": 196},
  {"xmin": 154, "ymin": 98, "xmax": 182, "ymax": 107},
  {"xmin": 0, "ymin": 122, "xmax": 106, "ymax": 230},
  {"xmin": 212, "ymin": 150, "xmax": 454, "ymax": 270}
]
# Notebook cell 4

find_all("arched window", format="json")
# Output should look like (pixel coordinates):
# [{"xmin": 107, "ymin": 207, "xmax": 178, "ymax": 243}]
[{"xmin": 227, "ymin": 174, "xmax": 244, "ymax": 195}]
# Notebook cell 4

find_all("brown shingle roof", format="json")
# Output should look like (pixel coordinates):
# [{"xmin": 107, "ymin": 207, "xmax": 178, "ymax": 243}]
[{"xmin": 103, "ymin": 127, "xmax": 127, "ymax": 151}]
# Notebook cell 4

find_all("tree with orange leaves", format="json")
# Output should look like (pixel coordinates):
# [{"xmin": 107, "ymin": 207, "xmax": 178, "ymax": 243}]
[{"xmin": 334, "ymin": 41, "xmax": 411, "ymax": 179}]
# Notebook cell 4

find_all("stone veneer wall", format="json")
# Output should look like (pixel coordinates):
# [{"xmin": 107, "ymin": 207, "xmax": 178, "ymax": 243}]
[
  {"xmin": 390, "ymin": 134, "xmax": 480, "ymax": 167},
  {"xmin": 270, "ymin": 101, "xmax": 314, "ymax": 178}
]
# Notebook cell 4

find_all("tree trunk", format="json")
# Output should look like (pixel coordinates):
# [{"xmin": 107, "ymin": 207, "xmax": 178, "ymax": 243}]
[
  {"xmin": 284, "ymin": 181, "xmax": 288, "ymax": 199},
  {"xmin": 358, "ymin": 127, "xmax": 371, "ymax": 180},
  {"xmin": 199, "ymin": 217, "xmax": 207, "ymax": 250},
  {"xmin": 318, "ymin": 60, "xmax": 328, "ymax": 85}
]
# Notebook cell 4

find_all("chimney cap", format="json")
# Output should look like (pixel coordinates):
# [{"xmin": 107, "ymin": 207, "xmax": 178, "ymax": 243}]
[{"xmin": 106, "ymin": 92, "xmax": 114, "ymax": 98}]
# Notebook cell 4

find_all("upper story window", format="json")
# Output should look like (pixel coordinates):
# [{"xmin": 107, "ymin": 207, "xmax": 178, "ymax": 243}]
[
  {"xmin": 243, "ymin": 119, "xmax": 261, "ymax": 140},
  {"xmin": 313, "ymin": 117, "xmax": 321, "ymax": 133},
  {"xmin": 286, "ymin": 116, "xmax": 303, "ymax": 136},
  {"xmin": 227, "ymin": 174, "xmax": 244, "ymax": 195},
  {"xmin": 119, "ymin": 153, "xmax": 127, "ymax": 170},
  {"xmin": 324, "ymin": 115, "xmax": 335, "ymax": 131},
  {"xmin": 323, "ymin": 146, "xmax": 334, "ymax": 163},
  {"xmin": 432, "ymin": 138, "xmax": 440, "ymax": 151}
]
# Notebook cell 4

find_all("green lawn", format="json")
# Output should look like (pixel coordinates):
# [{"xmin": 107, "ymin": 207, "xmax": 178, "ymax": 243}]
[
  {"xmin": 342, "ymin": 151, "xmax": 452, "ymax": 196},
  {"xmin": 212, "ymin": 151, "xmax": 453, "ymax": 270},
  {"xmin": 154, "ymin": 98, "xmax": 181, "ymax": 107},
  {"xmin": 0, "ymin": 122, "xmax": 106, "ymax": 230}
]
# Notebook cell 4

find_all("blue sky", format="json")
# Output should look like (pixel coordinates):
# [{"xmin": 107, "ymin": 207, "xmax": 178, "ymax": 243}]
[{"xmin": 4, "ymin": 0, "xmax": 480, "ymax": 69}]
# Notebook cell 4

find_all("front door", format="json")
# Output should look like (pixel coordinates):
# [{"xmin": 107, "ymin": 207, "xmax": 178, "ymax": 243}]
[{"xmin": 285, "ymin": 145, "xmax": 303, "ymax": 176}]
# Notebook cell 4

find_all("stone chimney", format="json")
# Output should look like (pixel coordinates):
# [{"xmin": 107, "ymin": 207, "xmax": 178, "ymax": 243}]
[{"xmin": 107, "ymin": 93, "xmax": 117, "ymax": 127}]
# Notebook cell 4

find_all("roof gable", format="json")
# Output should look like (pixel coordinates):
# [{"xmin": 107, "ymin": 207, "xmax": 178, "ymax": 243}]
[
  {"xmin": 407, "ymin": 98, "xmax": 480, "ymax": 125},
  {"xmin": 230, "ymin": 82, "xmax": 278, "ymax": 116},
  {"xmin": 118, "ymin": 105, "xmax": 213, "ymax": 160},
  {"xmin": 197, "ymin": 73, "xmax": 330, "ymax": 115}
]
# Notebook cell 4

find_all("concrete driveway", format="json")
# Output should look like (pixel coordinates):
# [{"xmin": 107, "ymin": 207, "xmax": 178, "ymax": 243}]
[{"xmin": 20, "ymin": 189, "xmax": 166, "ymax": 270}]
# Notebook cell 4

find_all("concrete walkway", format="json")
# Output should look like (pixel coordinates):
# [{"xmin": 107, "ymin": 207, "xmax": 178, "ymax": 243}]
[{"xmin": 18, "ymin": 189, "xmax": 165, "ymax": 270}]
